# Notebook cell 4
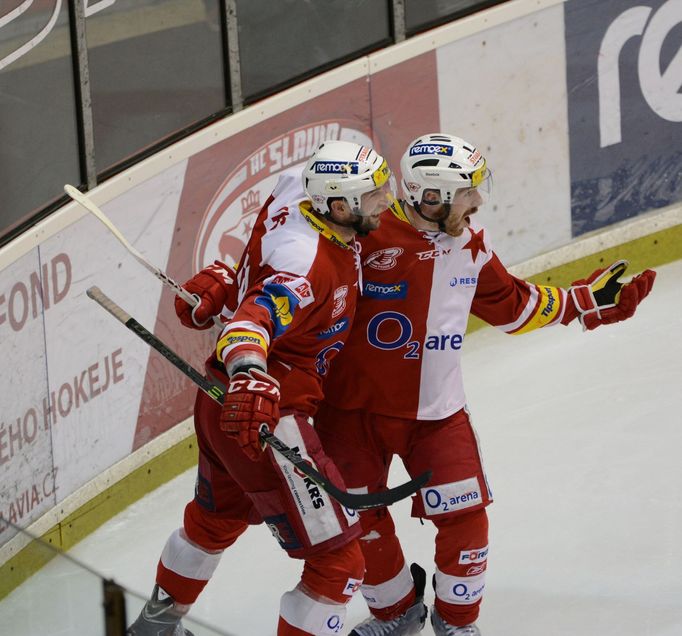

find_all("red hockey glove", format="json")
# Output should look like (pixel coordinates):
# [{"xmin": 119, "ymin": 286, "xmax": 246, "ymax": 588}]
[
  {"xmin": 174, "ymin": 261, "xmax": 238, "ymax": 330},
  {"xmin": 219, "ymin": 368, "xmax": 280, "ymax": 461},
  {"xmin": 566, "ymin": 260, "xmax": 656, "ymax": 330}
]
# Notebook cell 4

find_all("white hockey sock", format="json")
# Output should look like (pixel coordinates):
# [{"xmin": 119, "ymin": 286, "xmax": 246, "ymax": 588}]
[
  {"xmin": 160, "ymin": 528, "xmax": 223, "ymax": 582},
  {"xmin": 280, "ymin": 587, "xmax": 346, "ymax": 635},
  {"xmin": 360, "ymin": 561, "xmax": 414, "ymax": 609},
  {"xmin": 434, "ymin": 566, "xmax": 486, "ymax": 606}
]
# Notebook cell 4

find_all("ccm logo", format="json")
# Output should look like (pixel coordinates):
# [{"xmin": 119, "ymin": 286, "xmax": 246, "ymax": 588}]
[{"xmin": 228, "ymin": 379, "xmax": 279, "ymax": 398}]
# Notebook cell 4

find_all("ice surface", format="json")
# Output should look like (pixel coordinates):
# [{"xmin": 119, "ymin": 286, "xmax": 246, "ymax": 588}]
[{"xmin": 2, "ymin": 259, "xmax": 681, "ymax": 636}]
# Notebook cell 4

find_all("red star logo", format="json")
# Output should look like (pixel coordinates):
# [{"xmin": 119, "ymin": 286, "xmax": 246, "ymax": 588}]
[{"xmin": 461, "ymin": 227, "xmax": 487, "ymax": 262}]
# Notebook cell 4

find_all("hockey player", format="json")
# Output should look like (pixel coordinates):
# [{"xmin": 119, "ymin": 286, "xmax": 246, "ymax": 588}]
[
  {"xmin": 169, "ymin": 134, "xmax": 656, "ymax": 635},
  {"xmin": 127, "ymin": 140, "xmax": 396, "ymax": 636},
  {"xmin": 313, "ymin": 133, "xmax": 656, "ymax": 636}
]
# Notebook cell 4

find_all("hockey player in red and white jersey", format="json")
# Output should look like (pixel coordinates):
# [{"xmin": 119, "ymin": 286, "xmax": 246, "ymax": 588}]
[
  {"xmin": 313, "ymin": 133, "xmax": 657, "ymax": 636},
  {"xmin": 126, "ymin": 140, "xmax": 396, "ymax": 636}
]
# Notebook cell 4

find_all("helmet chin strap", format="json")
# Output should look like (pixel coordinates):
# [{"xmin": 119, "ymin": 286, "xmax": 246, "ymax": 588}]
[{"xmin": 413, "ymin": 202, "xmax": 452, "ymax": 232}]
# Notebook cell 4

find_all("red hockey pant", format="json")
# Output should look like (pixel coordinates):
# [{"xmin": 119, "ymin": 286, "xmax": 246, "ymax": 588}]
[
  {"xmin": 316, "ymin": 403, "xmax": 492, "ymax": 627},
  {"xmin": 154, "ymin": 387, "xmax": 365, "ymax": 635}
]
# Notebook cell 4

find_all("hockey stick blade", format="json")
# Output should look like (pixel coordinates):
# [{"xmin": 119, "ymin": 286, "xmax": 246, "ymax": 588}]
[
  {"xmin": 65, "ymin": 184, "xmax": 221, "ymax": 327},
  {"xmin": 86, "ymin": 286, "xmax": 430, "ymax": 510},
  {"xmin": 260, "ymin": 430, "xmax": 431, "ymax": 509}
]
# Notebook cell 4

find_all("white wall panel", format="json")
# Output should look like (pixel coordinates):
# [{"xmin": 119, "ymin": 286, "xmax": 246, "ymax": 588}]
[
  {"xmin": 38, "ymin": 161, "xmax": 188, "ymax": 498},
  {"xmin": 437, "ymin": 4, "xmax": 571, "ymax": 264}
]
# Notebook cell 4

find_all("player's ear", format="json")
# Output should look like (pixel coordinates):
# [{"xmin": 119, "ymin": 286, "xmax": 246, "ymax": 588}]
[{"xmin": 328, "ymin": 198, "xmax": 347, "ymax": 215}]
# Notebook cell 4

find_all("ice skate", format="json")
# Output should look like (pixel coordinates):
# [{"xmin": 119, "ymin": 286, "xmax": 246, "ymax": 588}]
[
  {"xmin": 349, "ymin": 563, "xmax": 427, "ymax": 635},
  {"xmin": 126, "ymin": 584, "xmax": 194, "ymax": 636},
  {"xmin": 430, "ymin": 605, "xmax": 481, "ymax": 636}
]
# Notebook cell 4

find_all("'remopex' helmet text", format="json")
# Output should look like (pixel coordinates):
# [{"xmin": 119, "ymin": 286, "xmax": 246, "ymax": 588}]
[
  {"xmin": 400, "ymin": 133, "xmax": 490, "ymax": 207},
  {"xmin": 303, "ymin": 140, "xmax": 391, "ymax": 217}
]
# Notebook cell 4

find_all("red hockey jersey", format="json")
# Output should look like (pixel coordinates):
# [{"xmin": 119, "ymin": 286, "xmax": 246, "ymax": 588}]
[
  {"xmin": 322, "ymin": 204, "xmax": 568, "ymax": 420},
  {"xmin": 215, "ymin": 170, "xmax": 361, "ymax": 416}
]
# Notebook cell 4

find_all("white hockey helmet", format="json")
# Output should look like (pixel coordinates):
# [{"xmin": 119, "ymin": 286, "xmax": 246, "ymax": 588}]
[
  {"xmin": 400, "ymin": 133, "xmax": 490, "ymax": 207},
  {"xmin": 303, "ymin": 140, "xmax": 393, "ymax": 217}
]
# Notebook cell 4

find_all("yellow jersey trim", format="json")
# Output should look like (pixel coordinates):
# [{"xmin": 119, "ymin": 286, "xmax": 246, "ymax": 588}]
[
  {"xmin": 389, "ymin": 198, "xmax": 411, "ymax": 223},
  {"xmin": 216, "ymin": 330, "xmax": 268, "ymax": 361},
  {"xmin": 512, "ymin": 285, "xmax": 562, "ymax": 334},
  {"xmin": 299, "ymin": 202, "xmax": 352, "ymax": 249}
]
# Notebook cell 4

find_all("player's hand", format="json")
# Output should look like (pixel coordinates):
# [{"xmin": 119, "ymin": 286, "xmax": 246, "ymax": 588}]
[
  {"xmin": 567, "ymin": 260, "xmax": 656, "ymax": 330},
  {"xmin": 219, "ymin": 368, "xmax": 280, "ymax": 461},
  {"xmin": 175, "ymin": 261, "xmax": 237, "ymax": 330}
]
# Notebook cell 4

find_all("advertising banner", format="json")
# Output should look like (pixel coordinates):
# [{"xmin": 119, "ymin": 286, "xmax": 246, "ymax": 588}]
[
  {"xmin": 565, "ymin": 0, "xmax": 682, "ymax": 235},
  {"xmin": 0, "ymin": 163, "xmax": 188, "ymax": 542},
  {"xmin": 0, "ymin": 249, "xmax": 54, "ymax": 543}
]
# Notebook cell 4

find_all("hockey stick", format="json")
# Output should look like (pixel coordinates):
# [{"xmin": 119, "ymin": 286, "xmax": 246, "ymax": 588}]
[
  {"xmin": 64, "ymin": 184, "xmax": 222, "ymax": 327},
  {"xmin": 87, "ymin": 286, "xmax": 431, "ymax": 510}
]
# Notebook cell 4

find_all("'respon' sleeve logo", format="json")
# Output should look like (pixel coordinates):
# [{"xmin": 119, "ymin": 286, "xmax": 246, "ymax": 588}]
[{"xmin": 216, "ymin": 330, "xmax": 267, "ymax": 361}]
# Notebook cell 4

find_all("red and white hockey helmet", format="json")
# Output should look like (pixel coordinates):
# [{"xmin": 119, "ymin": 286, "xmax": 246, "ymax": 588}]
[
  {"xmin": 400, "ymin": 133, "xmax": 491, "ymax": 207},
  {"xmin": 303, "ymin": 140, "xmax": 393, "ymax": 217}
]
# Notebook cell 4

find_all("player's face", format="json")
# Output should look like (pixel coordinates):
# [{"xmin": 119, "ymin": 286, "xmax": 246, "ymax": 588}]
[
  {"xmin": 358, "ymin": 182, "xmax": 394, "ymax": 218},
  {"xmin": 328, "ymin": 196, "xmax": 385, "ymax": 235},
  {"xmin": 418, "ymin": 189, "xmax": 449, "ymax": 223},
  {"xmin": 442, "ymin": 187, "xmax": 484, "ymax": 237},
  {"xmin": 355, "ymin": 212, "xmax": 383, "ymax": 233},
  {"xmin": 346, "ymin": 182, "xmax": 394, "ymax": 232}
]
